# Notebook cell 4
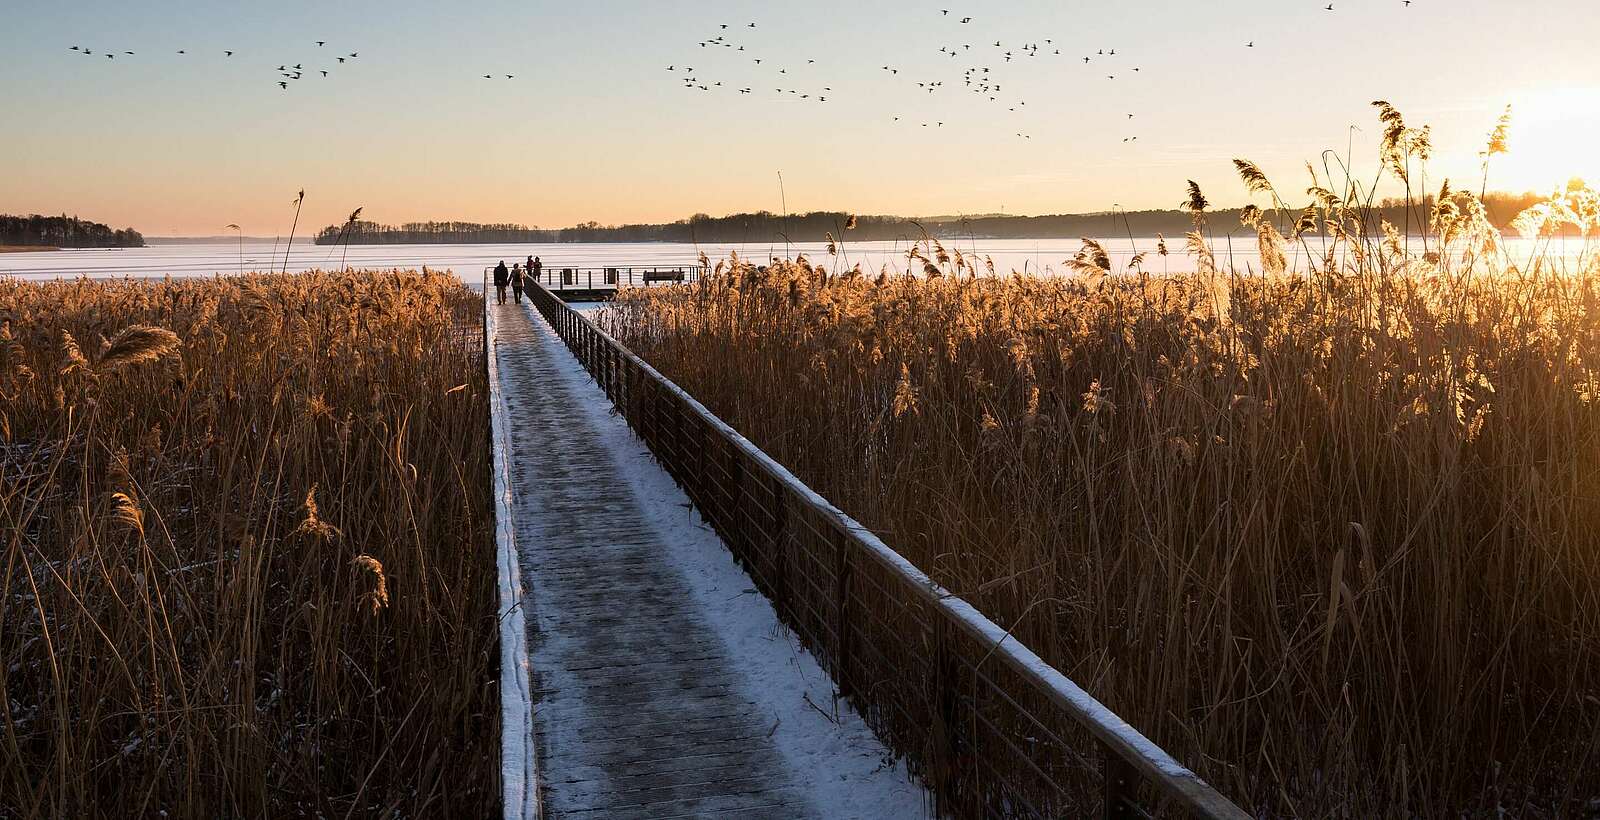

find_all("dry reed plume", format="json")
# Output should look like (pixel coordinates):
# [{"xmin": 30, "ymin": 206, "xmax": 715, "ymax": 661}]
[
  {"xmin": 598, "ymin": 106, "xmax": 1600, "ymax": 816},
  {"xmin": 0, "ymin": 269, "xmax": 496, "ymax": 817}
]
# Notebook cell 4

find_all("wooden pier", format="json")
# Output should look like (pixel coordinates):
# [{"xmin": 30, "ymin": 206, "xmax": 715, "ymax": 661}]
[
  {"xmin": 487, "ymin": 280, "xmax": 1248, "ymax": 819},
  {"xmin": 490, "ymin": 301, "xmax": 824, "ymax": 818}
]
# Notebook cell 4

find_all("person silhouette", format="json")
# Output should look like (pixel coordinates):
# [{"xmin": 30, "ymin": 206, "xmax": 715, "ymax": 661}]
[
  {"xmin": 492, "ymin": 260, "xmax": 509, "ymax": 304},
  {"xmin": 510, "ymin": 262, "xmax": 525, "ymax": 303}
]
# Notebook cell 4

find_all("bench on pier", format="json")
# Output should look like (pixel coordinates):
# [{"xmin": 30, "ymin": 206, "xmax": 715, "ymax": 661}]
[{"xmin": 643, "ymin": 268, "xmax": 685, "ymax": 284}]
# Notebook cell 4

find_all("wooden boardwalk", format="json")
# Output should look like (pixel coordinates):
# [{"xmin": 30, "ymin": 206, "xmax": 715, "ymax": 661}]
[{"xmin": 492, "ymin": 302, "xmax": 824, "ymax": 819}]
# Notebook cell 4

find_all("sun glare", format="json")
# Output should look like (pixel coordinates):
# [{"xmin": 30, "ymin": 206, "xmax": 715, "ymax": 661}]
[{"xmin": 1494, "ymin": 86, "xmax": 1600, "ymax": 193}]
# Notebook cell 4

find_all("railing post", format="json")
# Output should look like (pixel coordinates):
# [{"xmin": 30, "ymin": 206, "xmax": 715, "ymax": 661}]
[
  {"xmin": 727, "ymin": 448, "xmax": 745, "ymax": 556},
  {"xmin": 835, "ymin": 527, "xmax": 853, "ymax": 699},
  {"xmin": 1103, "ymin": 750, "xmax": 1139, "ymax": 820},
  {"xmin": 770, "ymin": 475, "xmax": 788, "ymax": 611},
  {"xmin": 931, "ymin": 614, "xmax": 975, "ymax": 815}
]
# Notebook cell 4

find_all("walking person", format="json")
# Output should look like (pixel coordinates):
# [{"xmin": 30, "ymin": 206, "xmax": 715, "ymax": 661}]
[
  {"xmin": 511, "ymin": 262, "xmax": 525, "ymax": 303},
  {"xmin": 531, "ymin": 256, "xmax": 543, "ymax": 287},
  {"xmin": 526, "ymin": 255, "xmax": 536, "ymax": 286},
  {"xmin": 493, "ymin": 260, "xmax": 509, "ymax": 305}
]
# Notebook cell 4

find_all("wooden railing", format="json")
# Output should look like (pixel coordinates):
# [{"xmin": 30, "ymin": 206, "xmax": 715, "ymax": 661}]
[
  {"xmin": 483, "ymin": 265, "xmax": 706, "ymax": 293},
  {"xmin": 526, "ymin": 281, "xmax": 1250, "ymax": 820}
]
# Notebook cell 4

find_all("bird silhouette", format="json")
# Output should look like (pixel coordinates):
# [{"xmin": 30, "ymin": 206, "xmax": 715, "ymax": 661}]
[
  {"xmin": 278, "ymin": 82, "xmax": 287, "ymax": 89},
  {"xmin": 225, "ymin": 50, "xmax": 233, "ymax": 56},
  {"xmin": 320, "ymin": 70, "xmax": 328, "ymax": 76},
  {"xmin": 316, "ymin": 41, "xmax": 325, "ymax": 47}
]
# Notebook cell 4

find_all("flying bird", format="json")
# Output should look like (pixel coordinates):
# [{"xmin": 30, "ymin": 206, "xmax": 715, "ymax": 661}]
[
  {"xmin": 278, "ymin": 81, "xmax": 287, "ymax": 89},
  {"xmin": 316, "ymin": 41, "xmax": 325, "ymax": 46}
]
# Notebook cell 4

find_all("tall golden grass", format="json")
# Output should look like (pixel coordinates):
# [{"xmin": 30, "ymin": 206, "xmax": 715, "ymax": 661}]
[
  {"xmin": 599, "ymin": 108, "xmax": 1600, "ymax": 816},
  {"xmin": 0, "ymin": 270, "xmax": 497, "ymax": 817}
]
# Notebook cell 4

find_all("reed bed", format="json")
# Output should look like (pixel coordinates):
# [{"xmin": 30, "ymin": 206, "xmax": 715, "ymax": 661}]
[
  {"xmin": 0, "ymin": 270, "xmax": 497, "ymax": 818},
  {"xmin": 598, "ymin": 110, "xmax": 1600, "ymax": 816}
]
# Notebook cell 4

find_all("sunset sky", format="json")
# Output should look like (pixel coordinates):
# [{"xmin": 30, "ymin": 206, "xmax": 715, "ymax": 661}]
[{"xmin": 4, "ymin": 0, "xmax": 1598, "ymax": 236}]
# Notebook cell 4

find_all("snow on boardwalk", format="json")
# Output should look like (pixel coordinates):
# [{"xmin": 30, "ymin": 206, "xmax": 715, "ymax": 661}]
[{"xmin": 491, "ymin": 301, "xmax": 928, "ymax": 820}]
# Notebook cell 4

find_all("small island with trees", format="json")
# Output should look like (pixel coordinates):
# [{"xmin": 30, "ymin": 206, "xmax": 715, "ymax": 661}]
[{"xmin": 0, "ymin": 214, "xmax": 145, "ymax": 251}]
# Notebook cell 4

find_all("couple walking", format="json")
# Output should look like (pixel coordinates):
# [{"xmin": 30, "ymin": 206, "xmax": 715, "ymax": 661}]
[{"xmin": 494, "ymin": 255, "xmax": 543, "ymax": 304}]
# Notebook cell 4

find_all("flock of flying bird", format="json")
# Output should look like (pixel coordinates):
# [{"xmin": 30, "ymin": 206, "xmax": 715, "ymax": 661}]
[
  {"xmin": 62, "ymin": 40, "xmax": 522, "ymax": 89},
  {"xmin": 64, "ymin": 41, "xmax": 366, "ymax": 91},
  {"xmin": 667, "ymin": 2, "xmax": 1417, "ymax": 143},
  {"xmin": 663, "ymin": 11, "xmax": 1153, "ymax": 143},
  {"xmin": 63, "ymin": 1, "xmax": 1415, "ymax": 113}
]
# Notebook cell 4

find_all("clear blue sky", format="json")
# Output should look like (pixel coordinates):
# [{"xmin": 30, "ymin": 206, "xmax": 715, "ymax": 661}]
[{"xmin": 4, "ymin": 0, "xmax": 1597, "ymax": 235}]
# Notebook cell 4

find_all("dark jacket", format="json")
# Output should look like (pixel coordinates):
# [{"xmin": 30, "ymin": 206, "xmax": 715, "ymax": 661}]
[{"xmin": 493, "ymin": 262, "xmax": 509, "ymax": 286}]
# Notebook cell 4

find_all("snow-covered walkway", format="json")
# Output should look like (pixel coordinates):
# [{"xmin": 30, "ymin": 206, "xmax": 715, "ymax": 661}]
[{"xmin": 490, "ymin": 300, "xmax": 927, "ymax": 819}]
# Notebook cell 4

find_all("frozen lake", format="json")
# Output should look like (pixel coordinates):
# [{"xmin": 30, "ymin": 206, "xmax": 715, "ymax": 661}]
[{"xmin": 2, "ymin": 236, "xmax": 1591, "ymax": 281}]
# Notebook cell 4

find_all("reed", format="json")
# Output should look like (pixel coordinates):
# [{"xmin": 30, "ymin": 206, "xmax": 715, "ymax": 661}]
[
  {"xmin": 597, "ymin": 107, "xmax": 1600, "ymax": 816},
  {"xmin": 0, "ymin": 269, "xmax": 497, "ymax": 817}
]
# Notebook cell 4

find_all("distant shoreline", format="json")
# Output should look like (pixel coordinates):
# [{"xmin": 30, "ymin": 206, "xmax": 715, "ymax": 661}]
[{"xmin": 0, "ymin": 245, "xmax": 59, "ymax": 253}]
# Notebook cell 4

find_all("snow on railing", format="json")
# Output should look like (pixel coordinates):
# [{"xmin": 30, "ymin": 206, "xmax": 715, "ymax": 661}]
[
  {"xmin": 484, "ymin": 291, "xmax": 542, "ymax": 820},
  {"xmin": 526, "ymin": 279, "xmax": 1249, "ymax": 820}
]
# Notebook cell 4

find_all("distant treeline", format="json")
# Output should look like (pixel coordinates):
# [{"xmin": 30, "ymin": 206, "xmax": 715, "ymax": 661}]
[
  {"xmin": 1, "ymin": 214, "xmax": 145, "ymax": 248},
  {"xmin": 314, "ymin": 191, "xmax": 1562, "ymax": 246}
]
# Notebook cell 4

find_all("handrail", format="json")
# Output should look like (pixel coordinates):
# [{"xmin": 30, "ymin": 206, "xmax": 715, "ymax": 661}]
[
  {"xmin": 483, "ymin": 264, "xmax": 707, "ymax": 291},
  {"xmin": 524, "ymin": 279, "xmax": 1249, "ymax": 819}
]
